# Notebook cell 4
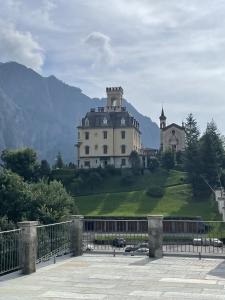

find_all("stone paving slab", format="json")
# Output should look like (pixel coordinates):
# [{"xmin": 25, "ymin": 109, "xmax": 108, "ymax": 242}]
[{"xmin": 0, "ymin": 255, "xmax": 225, "ymax": 299}]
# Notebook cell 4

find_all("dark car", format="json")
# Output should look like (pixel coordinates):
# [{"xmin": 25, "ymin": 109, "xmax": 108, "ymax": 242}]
[
  {"xmin": 124, "ymin": 245, "xmax": 139, "ymax": 252},
  {"xmin": 112, "ymin": 238, "xmax": 126, "ymax": 247}
]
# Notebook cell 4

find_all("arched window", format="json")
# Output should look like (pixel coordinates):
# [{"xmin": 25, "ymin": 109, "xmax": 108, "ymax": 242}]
[
  {"xmin": 85, "ymin": 146, "xmax": 90, "ymax": 155},
  {"xmin": 103, "ymin": 145, "xmax": 108, "ymax": 154},
  {"xmin": 85, "ymin": 118, "xmax": 89, "ymax": 126}
]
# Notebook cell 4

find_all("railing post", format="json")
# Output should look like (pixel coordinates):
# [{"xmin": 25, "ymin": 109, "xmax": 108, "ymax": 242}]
[
  {"xmin": 18, "ymin": 221, "xmax": 39, "ymax": 275},
  {"xmin": 70, "ymin": 215, "xmax": 84, "ymax": 256},
  {"xmin": 147, "ymin": 215, "xmax": 163, "ymax": 258}
]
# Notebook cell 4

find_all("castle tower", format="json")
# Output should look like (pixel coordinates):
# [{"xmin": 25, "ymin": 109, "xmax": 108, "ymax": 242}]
[{"xmin": 106, "ymin": 87, "xmax": 123, "ymax": 112}]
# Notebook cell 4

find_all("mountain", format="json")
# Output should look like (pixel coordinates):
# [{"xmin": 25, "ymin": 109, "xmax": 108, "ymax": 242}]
[{"xmin": 0, "ymin": 62, "xmax": 159, "ymax": 163}]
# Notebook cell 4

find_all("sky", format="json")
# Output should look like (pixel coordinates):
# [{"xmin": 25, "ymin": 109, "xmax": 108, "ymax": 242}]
[{"xmin": 1, "ymin": 0, "xmax": 225, "ymax": 134}]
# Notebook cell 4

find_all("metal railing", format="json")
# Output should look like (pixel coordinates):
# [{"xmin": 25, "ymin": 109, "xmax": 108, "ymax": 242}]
[
  {"xmin": 163, "ymin": 220, "xmax": 225, "ymax": 256},
  {"xmin": 0, "ymin": 229, "xmax": 21, "ymax": 275},
  {"xmin": 36, "ymin": 221, "xmax": 72, "ymax": 263},
  {"xmin": 83, "ymin": 219, "xmax": 148, "ymax": 253}
]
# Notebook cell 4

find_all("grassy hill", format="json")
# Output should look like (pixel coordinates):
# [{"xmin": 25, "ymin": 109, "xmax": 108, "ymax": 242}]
[{"xmin": 74, "ymin": 169, "xmax": 221, "ymax": 220}]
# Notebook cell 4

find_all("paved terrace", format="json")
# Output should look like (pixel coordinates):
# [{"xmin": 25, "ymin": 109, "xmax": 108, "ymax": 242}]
[{"xmin": 0, "ymin": 255, "xmax": 225, "ymax": 299}]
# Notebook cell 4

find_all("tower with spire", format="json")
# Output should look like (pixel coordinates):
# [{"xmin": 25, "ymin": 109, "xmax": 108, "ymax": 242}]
[{"xmin": 159, "ymin": 107, "xmax": 166, "ymax": 129}]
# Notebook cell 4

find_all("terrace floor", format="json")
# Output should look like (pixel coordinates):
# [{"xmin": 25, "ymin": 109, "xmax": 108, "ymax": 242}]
[{"xmin": 1, "ymin": 254, "xmax": 225, "ymax": 299}]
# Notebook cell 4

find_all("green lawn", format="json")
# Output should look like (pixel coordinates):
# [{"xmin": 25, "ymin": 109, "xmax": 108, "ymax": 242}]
[
  {"xmin": 75, "ymin": 183, "xmax": 221, "ymax": 220},
  {"xmin": 77, "ymin": 169, "xmax": 187, "ymax": 195},
  {"xmin": 73, "ymin": 169, "xmax": 221, "ymax": 220}
]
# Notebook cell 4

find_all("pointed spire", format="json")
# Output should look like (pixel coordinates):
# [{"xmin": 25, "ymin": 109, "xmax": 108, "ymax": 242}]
[{"xmin": 160, "ymin": 106, "xmax": 166, "ymax": 120}]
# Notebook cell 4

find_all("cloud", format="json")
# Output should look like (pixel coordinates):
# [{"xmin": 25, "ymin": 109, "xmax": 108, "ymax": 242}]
[
  {"xmin": 2, "ymin": 0, "xmax": 225, "ymax": 133},
  {"xmin": 83, "ymin": 32, "xmax": 115, "ymax": 68},
  {"xmin": 0, "ymin": 0, "xmax": 58, "ymax": 31},
  {"xmin": 0, "ymin": 23, "xmax": 44, "ymax": 71}
]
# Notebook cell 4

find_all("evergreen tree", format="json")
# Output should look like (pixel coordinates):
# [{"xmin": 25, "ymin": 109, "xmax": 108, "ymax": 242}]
[
  {"xmin": 129, "ymin": 151, "xmax": 141, "ymax": 175},
  {"xmin": 199, "ymin": 120, "xmax": 224, "ymax": 188},
  {"xmin": 39, "ymin": 160, "xmax": 51, "ymax": 179},
  {"xmin": 184, "ymin": 114, "xmax": 202, "ymax": 197},
  {"xmin": 161, "ymin": 149, "xmax": 175, "ymax": 170},
  {"xmin": 54, "ymin": 152, "xmax": 64, "ymax": 169}
]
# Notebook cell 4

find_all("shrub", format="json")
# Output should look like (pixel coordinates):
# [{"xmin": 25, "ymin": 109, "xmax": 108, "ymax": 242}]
[
  {"xmin": 87, "ymin": 172, "xmax": 103, "ymax": 190},
  {"xmin": 104, "ymin": 165, "xmax": 121, "ymax": 176},
  {"xmin": 146, "ymin": 186, "xmax": 164, "ymax": 197},
  {"xmin": 120, "ymin": 175, "xmax": 134, "ymax": 186}
]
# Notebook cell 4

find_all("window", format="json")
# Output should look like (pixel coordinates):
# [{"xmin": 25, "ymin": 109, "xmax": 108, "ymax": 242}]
[
  {"xmin": 84, "ymin": 161, "xmax": 90, "ymax": 167},
  {"xmin": 85, "ymin": 146, "xmax": 89, "ymax": 155},
  {"xmin": 121, "ymin": 145, "xmax": 126, "ymax": 154},
  {"xmin": 172, "ymin": 130, "xmax": 175, "ymax": 135},
  {"xmin": 85, "ymin": 132, "xmax": 89, "ymax": 140},
  {"xmin": 85, "ymin": 118, "xmax": 89, "ymax": 126},
  {"xmin": 121, "ymin": 159, "xmax": 126, "ymax": 166},
  {"xmin": 121, "ymin": 131, "xmax": 125, "ymax": 139},
  {"xmin": 78, "ymin": 132, "xmax": 80, "ymax": 139},
  {"xmin": 103, "ymin": 117, "xmax": 108, "ymax": 125},
  {"xmin": 95, "ymin": 144, "xmax": 98, "ymax": 150},
  {"xmin": 103, "ymin": 131, "xmax": 108, "ymax": 139},
  {"xmin": 121, "ymin": 118, "xmax": 125, "ymax": 126},
  {"xmin": 103, "ymin": 145, "xmax": 108, "ymax": 154}
]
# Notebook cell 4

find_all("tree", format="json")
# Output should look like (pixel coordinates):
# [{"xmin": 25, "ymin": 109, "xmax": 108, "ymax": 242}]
[
  {"xmin": 148, "ymin": 157, "xmax": 159, "ymax": 172},
  {"xmin": 87, "ymin": 172, "xmax": 103, "ymax": 190},
  {"xmin": 199, "ymin": 120, "xmax": 224, "ymax": 188},
  {"xmin": 185, "ymin": 113, "xmax": 200, "ymax": 148},
  {"xmin": 161, "ymin": 149, "xmax": 175, "ymax": 170},
  {"xmin": 184, "ymin": 114, "xmax": 202, "ymax": 197},
  {"xmin": 1, "ymin": 148, "xmax": 39, "ymax": 181},
  {"xmin": 54, "ymin": 152, "xmax": 64, "ymax": 169},
  {"xmin": 38, "ymin": 159, "xmax": 51, "ymax": 179},
  {"xmin": 28, "ymin": 180, "xmax": 77, "ymax": 224},
  {"xmin": 0, "ymin": 170, "xmax": 32, "ymax": 222},
  {"xmin": 129, "ymin": 151, "xmax": 141, "ymax": 175}
]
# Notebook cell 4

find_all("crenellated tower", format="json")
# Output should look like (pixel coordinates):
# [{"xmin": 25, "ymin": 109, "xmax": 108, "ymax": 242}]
[{"xmin": 106, "ymin": 87, "xmax": 123, "ymax": 112}]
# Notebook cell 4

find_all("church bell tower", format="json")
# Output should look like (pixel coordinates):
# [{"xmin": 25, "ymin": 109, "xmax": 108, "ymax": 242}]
[{"xmin": 159, "ymin": 107, "xmax": 166, "ymax": 129}]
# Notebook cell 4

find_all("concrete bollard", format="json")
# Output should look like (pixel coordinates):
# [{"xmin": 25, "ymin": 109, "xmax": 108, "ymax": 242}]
[
  {"xmin": 70, "ymin": 215, "xmax": 84, "ymax": 256},
  {"xmin": 147, "ymin": 215, "xmax": 163, "ymax": 259},
  {"xmin": 18, "ymin": 221, "xmax": 39, "ymax": 275}
]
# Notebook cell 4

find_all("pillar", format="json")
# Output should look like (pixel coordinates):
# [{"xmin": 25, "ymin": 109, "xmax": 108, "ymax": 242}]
[
  {"xmin": 18, "ymin": 221, "xmax": 39, "ymax": 275},
  {"xmin": 70, "ymin": 215, "xmax": 84, "ymax": 256},
  {"xmin": 148, "ymin": 215, "xmax": 163, "ymax": 258}
]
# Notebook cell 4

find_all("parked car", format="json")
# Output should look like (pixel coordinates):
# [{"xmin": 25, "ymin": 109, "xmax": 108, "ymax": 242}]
[
  {"xmin": 210, "ymin": 238, "xmax": 223, "ymax": 247},
  {"xmin": 138, "ymin": 242, "xmax": 149, "ymax": 249},
  {"xmin": 193, "ymin": 237, "xmax": 223, "ymax": 247},
  {"xmin": 202, "ymin": 238, "xmax": 210, "ymax": 246},
  {"xmin": 132, "ymin": 247, "xmax": 149, "ymax": 255},
  {"xmin": 193, "ymin": 238, "xmax": 202, "ymax": 246},
  {"xmin": 124, "ymin": 245, "xmax": 139, "ymax": 252},
  {"xmin": 112, "ymin": 238, "xmax": 126, "ymax": 247},
  {"xmin": 83, "ymin": 244, "xmax": 94, "ymax": 251}
]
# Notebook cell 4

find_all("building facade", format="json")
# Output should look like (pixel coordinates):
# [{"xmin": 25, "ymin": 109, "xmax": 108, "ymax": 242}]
[
  {"xmin": 160, "ymin": 108, "xmax": 185, "ymax": 152},
  {"xmin": 76, "ymin": 87, "xmax": 141, "ymax": 168}
]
